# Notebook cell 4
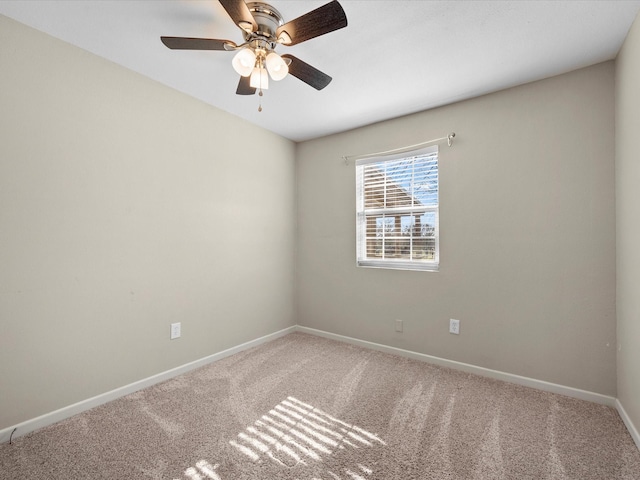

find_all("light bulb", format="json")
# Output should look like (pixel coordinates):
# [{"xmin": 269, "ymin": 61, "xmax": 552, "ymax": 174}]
[
  {"xmin": 232, "ymin": 48, "xmax": 256, "ymax": 77},
  {"xmin": 250, "ymin": 67, "xmax": 269, "ymax": 90},
  {"xmin": 265, "ymin": 52, "xmax": 288, "ymax": 81}
]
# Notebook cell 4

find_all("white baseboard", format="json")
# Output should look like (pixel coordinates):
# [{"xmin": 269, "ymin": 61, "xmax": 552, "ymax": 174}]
[
  {"xmin": 3, "ymin": 324, "xmax": 632, "ymax": 448},
  {"xmin": 616, "ymin": 399, "xmax": 640, "ymax": 450},
  {"xmin": 295, "ymin": 326, "xmax": 618, "ymax": 407},
  {"xmin": 0, "ymin": 325, "xmax": 296, "ymax": 444}
]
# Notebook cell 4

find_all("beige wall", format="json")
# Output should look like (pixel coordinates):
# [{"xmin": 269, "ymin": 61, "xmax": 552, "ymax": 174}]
[
  {"xmin": 1, "ymin": 9, "xmax": 629, "ymax": 433},
  {"xmin": 0, "ymin": 16, "xmax": 296, "ymax": 429},
  {"xmin": 616, "ymin": 14, "xmax": 640, "ymax": 433},
  {"xmin": 297, "ymin": 62, "xmax": 617, "ymax": 396}
]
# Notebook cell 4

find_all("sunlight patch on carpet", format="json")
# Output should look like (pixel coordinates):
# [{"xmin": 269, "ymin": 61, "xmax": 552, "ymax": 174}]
[
  {"xmin": 229, "ymin": 396, "xmax": 385, "ymax": 475},
  {"xmin": 175, "ymin": 460, "xmax": 221, "ymax": 480}
]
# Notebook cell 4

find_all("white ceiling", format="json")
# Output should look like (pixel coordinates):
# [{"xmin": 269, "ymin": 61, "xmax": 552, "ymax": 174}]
[{"xmin": 1, "ymin": 0, "xmax": 639, "ymax": 142}]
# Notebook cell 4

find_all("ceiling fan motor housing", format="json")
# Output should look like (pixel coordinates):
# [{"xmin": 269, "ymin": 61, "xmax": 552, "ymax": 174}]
[{"xmin": 245, "ymin": 2, "xmax": 284, "ymax": 50}]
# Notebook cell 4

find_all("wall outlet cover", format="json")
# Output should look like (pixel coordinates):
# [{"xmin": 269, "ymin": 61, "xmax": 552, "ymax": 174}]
[
  {"xmin": 170, "ymin": 322, "xmax": 181, "ymax": 340},
  {"xmin": 449, "ymin": 319, "xmax": 460, "ymax": 335}
]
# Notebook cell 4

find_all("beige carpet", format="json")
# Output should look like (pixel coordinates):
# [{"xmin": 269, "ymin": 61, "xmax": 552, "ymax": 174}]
[{"xmin": 1, "ymin": 332, "xmax": 639, "ymax": 479}]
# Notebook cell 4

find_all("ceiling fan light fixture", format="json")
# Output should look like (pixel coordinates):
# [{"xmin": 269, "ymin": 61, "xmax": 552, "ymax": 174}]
[
  {"xmin": 265, "ymin": 52, "xmax": 288, "ymax": 81},
  {"xmin": 250, "ymin": 66, "xmax": 269, "ymax": 90},
  {"xmin": 232, "ymin": 48, "xmax": 256, "ymax": 77}
]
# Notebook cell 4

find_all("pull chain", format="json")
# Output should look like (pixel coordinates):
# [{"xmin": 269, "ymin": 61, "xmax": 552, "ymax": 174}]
[{"xmin": 255, "ymin": 53, "xmax": 266, "ymax": 112}]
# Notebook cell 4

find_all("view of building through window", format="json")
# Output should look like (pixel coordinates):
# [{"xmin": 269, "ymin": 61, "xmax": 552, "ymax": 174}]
[{"xmin": 356, "ymin": 147, "xmax": 438, "ymax": 271}]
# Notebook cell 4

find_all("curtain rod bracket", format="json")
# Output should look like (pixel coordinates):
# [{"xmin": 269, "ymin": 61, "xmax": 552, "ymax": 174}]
[{"xmin": 447, "ymin": 132, "xmax": 456, "ymax": 147}]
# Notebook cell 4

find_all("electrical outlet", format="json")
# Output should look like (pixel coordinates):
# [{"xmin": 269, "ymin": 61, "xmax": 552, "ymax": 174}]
[
  {"xmin": 170, "ymin": 322, "xmax": 181, "ymax": 340},
  {"xmin": 395, "ymin": 319, "xmax": 403, "ymax": 333},
  {"xmin": 449, "ymin": 318, "xmax": 460, "ymax": 335}
]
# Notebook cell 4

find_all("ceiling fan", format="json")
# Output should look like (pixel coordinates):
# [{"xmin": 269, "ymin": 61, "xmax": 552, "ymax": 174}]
[{"xmin": 161, "ymin": 0, "xmax": 348, "ymax": 100}]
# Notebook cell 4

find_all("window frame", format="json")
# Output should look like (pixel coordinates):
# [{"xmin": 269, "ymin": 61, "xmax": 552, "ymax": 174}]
[{"xmin": 355, "ymin": 145, "xmax": 439, "ymax": 272}]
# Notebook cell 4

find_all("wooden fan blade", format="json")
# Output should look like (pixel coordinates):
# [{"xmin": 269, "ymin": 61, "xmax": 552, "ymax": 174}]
[
  {"xmin": 276, "ymin": 0, "xmax": 347, "ymax": 46},
  {"xmin": 161, "ymin": 37, "xmax": 236, "ymax": 51},
  {"xmin": 219, "ymin": 0, "xmax": 258, "ymax": 33},
  {"xmin": 281, "ymin": 54, "xmax": 332, "ymax": 90},
  {"xmin": 236, "ymin": 76, "xmax": 256, "ymax": 95}
]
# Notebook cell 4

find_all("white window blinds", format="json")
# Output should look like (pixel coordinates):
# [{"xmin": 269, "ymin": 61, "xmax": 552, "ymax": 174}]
[{"xmin": 356, "ymin": 145, "xmax": 439, "ymax": 271}]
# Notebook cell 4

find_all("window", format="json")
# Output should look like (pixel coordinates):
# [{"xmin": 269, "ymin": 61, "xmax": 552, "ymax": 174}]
[{"xmin": 356, "ymin": 145, "xmax": 439, "ymax": 271}]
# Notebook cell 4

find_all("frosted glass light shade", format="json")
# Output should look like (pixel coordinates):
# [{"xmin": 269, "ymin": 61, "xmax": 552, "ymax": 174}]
[
  {"xmin": 250, "ymin": 67, "xmax": 269, "ymax": 90},
  {"xmin": 265, "ymin": 52, "xmax": 289, "ymax": 81},
  {"xmin": 232, "ymin": 48, "xmax": 256, "ymax": 77}
]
